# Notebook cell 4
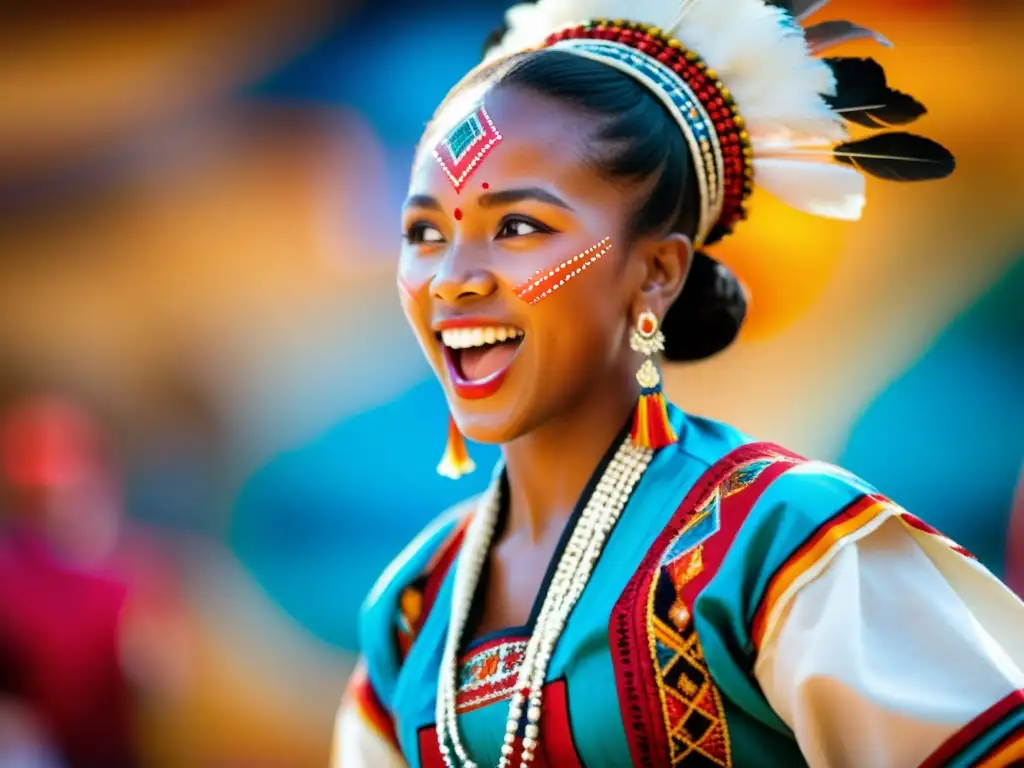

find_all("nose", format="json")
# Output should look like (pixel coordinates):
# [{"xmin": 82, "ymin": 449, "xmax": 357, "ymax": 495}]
[{"xmin": 431, "ymin": 247, "xmax": 498, "ymax": 304}]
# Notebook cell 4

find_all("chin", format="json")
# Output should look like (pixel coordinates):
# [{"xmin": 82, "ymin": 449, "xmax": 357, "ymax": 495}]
[{"xmin": 452, "ymin": 405, "xmax": 532, "ymax": 446}]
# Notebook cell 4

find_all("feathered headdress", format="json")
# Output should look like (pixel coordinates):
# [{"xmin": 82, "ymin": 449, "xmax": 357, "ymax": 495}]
[{"xmin": 475, "ymin": 0, "xmax": 954, "ymax": 247}]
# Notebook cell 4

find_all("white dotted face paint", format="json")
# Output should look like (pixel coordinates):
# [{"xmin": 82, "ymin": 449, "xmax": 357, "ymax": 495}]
[
  {"xmin": 432, "ymin": 105, "xmax": 503, "ymax": 193},
  {"xmin": 514, "ymin": 237, "xmax": 613, "ymax": 305}
]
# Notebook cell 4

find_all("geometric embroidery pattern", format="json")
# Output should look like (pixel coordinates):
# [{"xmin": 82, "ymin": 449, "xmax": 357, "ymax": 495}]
[
  {"xmin": 455, "ymin": 638, "xmax": 528, "ymax": 714},
  {"xmin": 646, "ymin": 455, "xmax": 784, "ymax": 766},
  {"xmin": 433, "ymin": 106, "xmax": 503, "ymax": 192},
  {"xmin": 651, "ymin": 617, "xmax": 732, "ymax": 766}
]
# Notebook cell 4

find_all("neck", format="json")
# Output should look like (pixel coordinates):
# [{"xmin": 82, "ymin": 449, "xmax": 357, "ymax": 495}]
[{"xmin": 500, "ymin": 374, "xmax": 639, "ymax": 541}]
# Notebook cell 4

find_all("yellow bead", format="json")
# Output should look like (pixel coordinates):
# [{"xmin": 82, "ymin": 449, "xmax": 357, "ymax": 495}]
[
  {"xmin": 648, "ymin": 26, "xmax": 661, "ymax": 36},
  {"xmin": 685, "ymin": 50, "xmax": 698, "ymax": 61},
  {"xmin": 668, "ymin": 39, "xmax": 682, "ymax": 49},
  {"xmin": 742, "ymin": 148, "xmax": 753, "ymax": 158},
  {"xmin": 733, "ymin": 115, "xmax": 745, "ymax": 127},
  {"xmin": 612, "ymin": 18, "xmax": 624, "ymax": 25},
  {"xmin": 705, "ymin": 68, "xmax": 717, "ymax": 79},
  {"xmin": 720, "ymin": 87, "xmax": 731, "ymax": 100}
]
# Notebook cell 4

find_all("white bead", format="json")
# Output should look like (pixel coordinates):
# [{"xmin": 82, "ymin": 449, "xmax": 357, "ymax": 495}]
[{"xmin": 435, "ymin": 443, "xmax": 654, "ymax": 768}]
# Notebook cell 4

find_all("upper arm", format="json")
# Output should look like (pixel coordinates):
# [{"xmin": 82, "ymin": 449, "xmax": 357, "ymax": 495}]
[
  {"xmin": 333, "ymin": 661, "xmax": 408, "ymax": 768},
  {"xmin": 754, "ymin": 514, "xmax": 1024, "ymax": 768},
  {"xmin": 332, "ymin": 500, "xmax": 475, "ymax": 766}
]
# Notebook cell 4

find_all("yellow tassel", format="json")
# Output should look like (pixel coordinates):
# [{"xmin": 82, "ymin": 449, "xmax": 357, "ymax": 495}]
[
  {"xmin": 437, "ymin": 415, "xmax": 475, "ymax": 480},
  {"xmin": 630, "ymin": 389, "xmax": 678, "ymax": 450}
]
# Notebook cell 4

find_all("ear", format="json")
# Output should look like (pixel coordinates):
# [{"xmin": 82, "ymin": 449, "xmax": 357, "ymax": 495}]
[{"xmin": 631, "ymin": 232, "xmax": 693, "ymax": 319}]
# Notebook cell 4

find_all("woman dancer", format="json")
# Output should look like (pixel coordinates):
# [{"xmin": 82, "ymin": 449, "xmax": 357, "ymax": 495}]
[{"xmin": 334, "ymin": 0, "xmax": 1023, "ymax": 765}]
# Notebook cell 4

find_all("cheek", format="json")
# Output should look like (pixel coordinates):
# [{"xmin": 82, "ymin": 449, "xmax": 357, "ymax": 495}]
[
  {"xmin": 397, "ymin": 250, "xmax": 435, "ymax": 298},
  {"xmin": 396, "ymin": 254, "xmax": 437, "ymax": 347},
  {"xmin": 526, "ymin": 249, "xmax": 626, "ymax": 375},
  {"xmin": 512, "ymin": 237, "xmax": 614, "ymax": 307}
]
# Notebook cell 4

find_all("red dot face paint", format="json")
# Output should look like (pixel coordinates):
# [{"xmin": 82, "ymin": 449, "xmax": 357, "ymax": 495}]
[
  {"xmin": 513, "ymin": 237, "xmax": 614, "ymax": 305},
  {"xmin": 482, "ymin": 182, "xmax": 490, "ymax": 189},
  {"xmin": 454, "ymin": 208, "xmax": 463, "ymax": 221}
]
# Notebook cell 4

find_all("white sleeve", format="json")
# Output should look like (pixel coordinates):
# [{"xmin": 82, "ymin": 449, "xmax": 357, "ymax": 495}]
[
  {"xmin": 331, "ymin": 662, "xmax": 408, "ymax": 768},
  {"xmin": 754, "ymin": 516, "xmax": 1024, "ymax": 768}
]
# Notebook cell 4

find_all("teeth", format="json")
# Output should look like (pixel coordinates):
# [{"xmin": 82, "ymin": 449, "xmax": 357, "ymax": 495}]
[{"xmin": 441, "ymin": 326, "xmax": 524, "ymax": 349}]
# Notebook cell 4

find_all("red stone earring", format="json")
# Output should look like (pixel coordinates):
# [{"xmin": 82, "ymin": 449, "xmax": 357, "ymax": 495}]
[{"xmin": 629, "ymin": 310, "xmax": 678, "ymax": 450}]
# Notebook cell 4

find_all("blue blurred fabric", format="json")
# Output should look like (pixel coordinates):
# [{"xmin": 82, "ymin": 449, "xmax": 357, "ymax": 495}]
[{"xmin": 840, "ymin": 257, "xmax": 1024, "ymax": 576}]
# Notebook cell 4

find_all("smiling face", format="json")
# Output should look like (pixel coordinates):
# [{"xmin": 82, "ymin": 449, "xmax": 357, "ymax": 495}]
[{"xmin": 399, "ymin": 85, "xmax": 683, "ymax": 444}]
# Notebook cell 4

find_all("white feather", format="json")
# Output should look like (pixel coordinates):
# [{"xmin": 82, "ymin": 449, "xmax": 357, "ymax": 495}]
[
  {"xmin": 669, "ymin": 0, "xmax": 843, "ymax": 141},
  {"xmin": 754, "ymin": 158, "xmax": 865, "ymax": 220},
  {"xmin": 483, "ymin": 0, "xmax": 867, "ymax": 225}
]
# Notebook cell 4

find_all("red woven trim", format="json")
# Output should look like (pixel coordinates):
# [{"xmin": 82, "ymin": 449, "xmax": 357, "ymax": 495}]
[
  {"xmin": 918, "ymin": 689, "xmax": 1024, "ymax": 768},
  {"xmin": 609, "ymin": 442, "xmax": 804, "ymax": 767},
  {"xmin": 417, "ymin": 512, "xmax": 473, "ymax": 637}
]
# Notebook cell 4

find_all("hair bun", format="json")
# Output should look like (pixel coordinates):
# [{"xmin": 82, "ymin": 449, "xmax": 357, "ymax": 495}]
[{"xmin": 661, "ymin": 251, "xmax": 747, "ymax": 362}]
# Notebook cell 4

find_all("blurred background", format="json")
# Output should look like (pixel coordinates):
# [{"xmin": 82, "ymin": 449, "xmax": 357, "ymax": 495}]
[{"xmin": 0, "ymin": 0, "xmax": 1020, "ymax": 765}]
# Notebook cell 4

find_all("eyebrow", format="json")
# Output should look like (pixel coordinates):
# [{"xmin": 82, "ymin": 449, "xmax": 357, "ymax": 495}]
[
  {"xmin": 478, "ymin": 187, "xmax": 574, "ymax": 211},
  {"xmin": 403, "ymin": 194, "xmax": 443, "ymax": 211},
  {"xmin": 402, "ymin": 187, "xmax": 574, "ymax": 212}
]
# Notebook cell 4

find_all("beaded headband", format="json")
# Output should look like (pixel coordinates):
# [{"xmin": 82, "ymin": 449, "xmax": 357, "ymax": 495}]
[
  {"xmin": 468, "ymin": 0, "xmax": 955, "ymax": 250},
  {"xmin": 548, "ymin": 23, "xmax": 749, "ymax": 247}
]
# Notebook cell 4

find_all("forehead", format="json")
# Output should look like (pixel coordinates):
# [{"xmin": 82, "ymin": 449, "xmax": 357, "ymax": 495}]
[{"xmin": 412, "ymin": 86, "xmax": 612, "ymax": 200}]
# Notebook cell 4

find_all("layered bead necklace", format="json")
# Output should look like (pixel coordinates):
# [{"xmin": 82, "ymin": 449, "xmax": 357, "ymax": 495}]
[{"xmin": 435, "ymin": 437, "xmax": 655, "ymax": 767}]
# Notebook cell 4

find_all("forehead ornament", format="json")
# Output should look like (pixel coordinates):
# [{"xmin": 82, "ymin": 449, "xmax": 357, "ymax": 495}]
[{"xmin": 432, "ymin": 105, "xmax": 503, "ymax": 192}]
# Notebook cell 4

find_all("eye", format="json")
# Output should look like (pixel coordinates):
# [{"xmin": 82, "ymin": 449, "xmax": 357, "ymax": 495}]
[
  {"xmin": 496, "ymin": 216, "xmax": 553, "ymax": 239},
  {"xmin": 404, "ymin": 222, "xmax": 446, "ymax": 244}
]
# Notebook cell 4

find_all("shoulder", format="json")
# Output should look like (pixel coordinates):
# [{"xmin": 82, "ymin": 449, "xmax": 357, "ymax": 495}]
[
  {"xmin": 358, "ymin": 495, "xmax": 478, "ymax": 701},
  {"xmin": 722, "ymin": 456, "xmax": 908, "ymax": 652}
]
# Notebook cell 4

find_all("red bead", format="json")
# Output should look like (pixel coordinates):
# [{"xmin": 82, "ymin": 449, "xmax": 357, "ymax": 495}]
[
  {"xmin": 657, "ymin": 51, "xmax": 672, "ymax": 63},
  {"xmin": 641, "ymin": 317, "xmax": 655, "ymax": 334},
  {"xmin": 672, "ymin": 62, "xmax": 687, "ymax": 74}
]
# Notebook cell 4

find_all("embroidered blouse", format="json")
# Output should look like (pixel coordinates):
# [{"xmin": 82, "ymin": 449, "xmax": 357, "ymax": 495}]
[{"xmin": 333, "ymin": 407, "xmax": 1024, "ymax": 767}]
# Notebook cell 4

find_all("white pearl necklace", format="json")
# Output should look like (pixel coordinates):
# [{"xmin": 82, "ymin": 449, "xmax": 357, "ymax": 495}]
[{"xmin": 436, "ymin": 438, "xmax": 654, "ymax": 767}]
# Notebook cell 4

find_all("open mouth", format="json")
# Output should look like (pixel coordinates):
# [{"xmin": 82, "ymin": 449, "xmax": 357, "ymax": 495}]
[{"xmin": 438, "ymin": 325, "xmax": 524, "ymax": 399}]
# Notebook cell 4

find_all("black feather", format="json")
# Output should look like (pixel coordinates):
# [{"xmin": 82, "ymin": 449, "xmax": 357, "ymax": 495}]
[
  {"xmin": 482, "ymin": 25, "xmax": 509, "ymax": 59},
  {"xmin": 824, "ymin": 57, "xmax": 927, "ymax": 128},
  {"xmin": 790, "ymin": 0, "xmax": 831, "ymax": 20},
  {"xmin": 806, "ymin": 20, "xmax": 892, "ymax": 54},
  {"xmin": 834, "ymin": 133, "xmax": 956, "ymax": 181}
]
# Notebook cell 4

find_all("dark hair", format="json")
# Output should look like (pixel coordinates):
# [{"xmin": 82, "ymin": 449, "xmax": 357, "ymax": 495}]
[{"xmin": 447, "ymin": 47, "xmax": 747, "ymax": 361}]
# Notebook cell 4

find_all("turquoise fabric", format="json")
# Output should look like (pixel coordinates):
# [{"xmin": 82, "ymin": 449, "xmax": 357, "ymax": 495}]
[{"xmin": 357, "ymin": 407, "xmax": 897, "ymax": 766}]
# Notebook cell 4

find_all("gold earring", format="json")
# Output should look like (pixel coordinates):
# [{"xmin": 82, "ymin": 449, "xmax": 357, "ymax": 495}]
[{"xmin": 629, "ymin": 310, "xmax": 678, "ymax": 449}]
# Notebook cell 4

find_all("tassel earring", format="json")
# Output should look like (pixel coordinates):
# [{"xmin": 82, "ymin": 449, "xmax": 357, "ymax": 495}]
[
  {"xmin": 629, "ymin": 310, "xmax": 678, "ymax": 450},
  {"xmin": 437, "ymin": 413, "xmax": 475, "ymax": 480}
]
